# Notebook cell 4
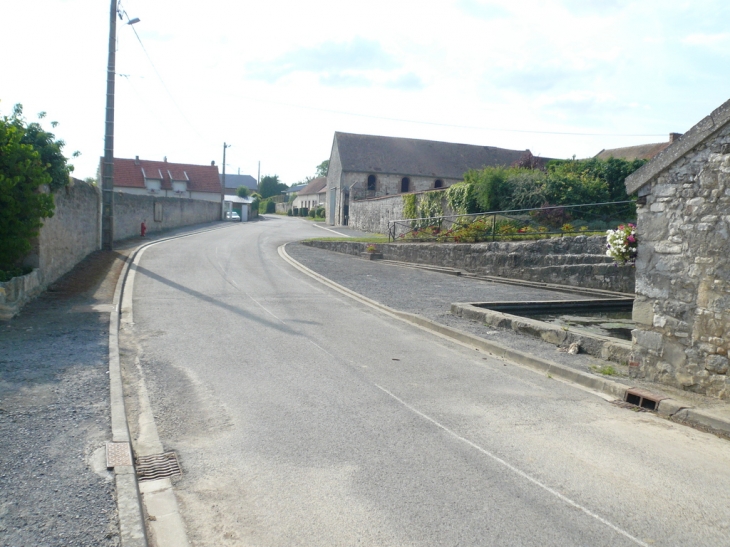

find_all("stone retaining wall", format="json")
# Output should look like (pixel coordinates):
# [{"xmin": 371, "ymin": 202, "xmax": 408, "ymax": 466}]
[
  {"xmin": 302, "ymin": 236, "xmax": 635, "ymax": 293},
  {"xmin": 349, "ymin": 190, "xmax": 454, "ymax": 235}
]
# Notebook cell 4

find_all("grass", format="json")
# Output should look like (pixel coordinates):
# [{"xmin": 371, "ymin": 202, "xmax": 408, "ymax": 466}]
[
  {"xmin": 304, "ymin": 235, "xmax": 390, "ymax": 243},
  {"xmin": 591, "ymin": 364, "xmax": 618, "ymax": 376}
]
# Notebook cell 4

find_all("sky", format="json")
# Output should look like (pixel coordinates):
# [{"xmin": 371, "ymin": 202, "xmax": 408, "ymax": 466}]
[{"xmin": 1, "ymin": 0, "xmax": 729, "ymax": 184}]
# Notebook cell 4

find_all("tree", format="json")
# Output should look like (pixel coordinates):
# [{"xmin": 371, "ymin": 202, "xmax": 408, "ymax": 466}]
[
  {"xmin": 236, "ymin": 186, "xmax": 250, "ymax": 198},
  {"xmin": 0, "ymin": 105, "xmax": 74, "ymax": 270},
  {"xmin": 316, "ymin": 159, "xmax": 329, "ymax": 178},
  {"xmin": 258, "ymin": 174, "xmax": 287, "ymax": 199}
]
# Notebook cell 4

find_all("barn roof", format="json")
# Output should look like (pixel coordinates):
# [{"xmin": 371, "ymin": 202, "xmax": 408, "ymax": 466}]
[{"xmin": 333, "ymin": 132, "xmax": 543, "ymax": 179}]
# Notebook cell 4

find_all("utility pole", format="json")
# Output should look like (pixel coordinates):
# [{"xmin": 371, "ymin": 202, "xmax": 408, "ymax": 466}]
[
  {"xmin": 101, "ymin": 0, "xmax": 117, "ymax": 250},
  {"xmin": 257, "ymin": 161, "xmax": 260, "ymax": 189},
  {"xmin": 222, "ymin": 142, "xmax": 231, "ymax": 219}
]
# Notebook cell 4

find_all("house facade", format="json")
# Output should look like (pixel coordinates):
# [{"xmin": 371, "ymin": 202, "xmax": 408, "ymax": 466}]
[
  {"xmin": 292, "ymin": 177, "xmax": 327, "ymax": 211},
  {"xmin": 325, "ymin": 132, "xmax": 543, "ymax": 226},
  {"xmin": 111, "ymin": 156, "xmax": 222, "ymax": 203},
  {"xmin": 625, "ymin": 98, "xmax": 730, "ymax": 399}
]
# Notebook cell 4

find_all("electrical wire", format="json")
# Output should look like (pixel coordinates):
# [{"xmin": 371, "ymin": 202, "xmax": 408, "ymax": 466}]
[{"xmin": 118, "ymin": 4, "xmax": 207, "ymax": 143}]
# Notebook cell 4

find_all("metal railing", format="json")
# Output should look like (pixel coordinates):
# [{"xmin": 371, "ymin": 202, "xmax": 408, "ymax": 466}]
[{"xmin": 387, "ymin": 201, "xmax": 636, "ymax": 242}]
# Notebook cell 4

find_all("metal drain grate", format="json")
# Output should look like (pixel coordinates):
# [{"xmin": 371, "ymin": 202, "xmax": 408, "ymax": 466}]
[
  {"xmin": 624, "ymin": 388, "xmax": 666, "ymax": 411},
  {"xmin": 136, "ymin": 452, "xmax": 182, "ymax": 482},
  {"xmin": 610, "ymin": 400, "xmax": 651, "ymax": 412}
]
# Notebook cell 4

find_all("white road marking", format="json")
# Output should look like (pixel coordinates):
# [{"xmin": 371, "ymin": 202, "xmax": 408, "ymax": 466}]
[
  {"xmin": 313, "ymin": 223, "xmax": 353, "ymax": 237},
  {"xmin": 374, "ymin": 383, "xmax": 650, "ymax": 547}
]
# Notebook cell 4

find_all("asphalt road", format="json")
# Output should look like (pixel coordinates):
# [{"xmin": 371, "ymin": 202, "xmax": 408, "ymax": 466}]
[{"xmin": 127, "ymin": 215, "xmax": 730, "ymax": 547}]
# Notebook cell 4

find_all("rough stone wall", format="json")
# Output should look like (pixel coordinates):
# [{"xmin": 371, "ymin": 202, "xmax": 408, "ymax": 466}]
[
  {"xmin": 349, "ymin": 189, "xmax": 459, "ymax": 235},
  {"xmin": 22, "ymin": 181, "xmax": 101, "ymax": 287},
  {"xmin": 325, "ymin": 138, "xmax": 342, "ymax": 225},
  {"xmin": 631, "ymin": 125, "xmax": 730, "ymax": 398},
  {"xmin": 113, "ymin": 194, "xmax": 221, "ymax": 241},
  {"xmin": 303, "ymin": 236, "xmax": 634, "ymax": 293}
]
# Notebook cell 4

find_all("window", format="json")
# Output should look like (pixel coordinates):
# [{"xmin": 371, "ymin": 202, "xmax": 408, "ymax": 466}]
[
  {"xmin": 367, "ymin": 174, "xmax": 376, "ymax": 191},
  {"xmin": 400, "ymin": 177, "xmax": 410, "ymax": 193},
  {"xmin": 434, "ymin": 179, "xmax": 444, "ymax": 188}
]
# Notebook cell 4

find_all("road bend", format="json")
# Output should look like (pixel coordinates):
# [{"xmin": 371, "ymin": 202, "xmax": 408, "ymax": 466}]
[{"xmin": 126, "ymin": 215, "xmax": 730, "ymax": 547}]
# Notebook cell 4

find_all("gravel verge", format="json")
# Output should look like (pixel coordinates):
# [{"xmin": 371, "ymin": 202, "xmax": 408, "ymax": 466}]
[
  {"xmin": 0, "ymin": 251, "xmax": 124, "ymax": 547},
  {"xmin": 286, "ymin": 243, "xmax": 632, "ymax": 380}
]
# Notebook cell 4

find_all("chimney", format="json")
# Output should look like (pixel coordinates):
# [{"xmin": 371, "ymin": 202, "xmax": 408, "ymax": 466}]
[
  {"xmin": 211, "ymin": 160, "xmax": 215, "ymax": 166},
  {"xmin": 134, "ymin": 155, "xmax": 140, "ymax": 165},
  {"xmin": 669, "ymin": 133, "xmax": 683, "ymax": 143},
  {"xmin": 164, "ymin": 156, "xmax": 168, "ymax": 162}
]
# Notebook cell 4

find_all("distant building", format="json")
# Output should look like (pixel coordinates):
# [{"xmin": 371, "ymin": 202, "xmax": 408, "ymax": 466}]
[
  {"xmin": 292, "ymin": 177, "xmax": 327, "ymax": 211},
  {"xmin": 111, "ymin": 156, "xmax": 221, "ymax": 202},
  {"xmin": 221, "ymin": 173, "xmax": 258, "ymax": 196},
  {"xmin": 325, "ymin": 132, "xmax": 545, "ymax": 226},
  {"xmin": 595, "ymin": 133, "xmax": 683, "ymax": 161}
]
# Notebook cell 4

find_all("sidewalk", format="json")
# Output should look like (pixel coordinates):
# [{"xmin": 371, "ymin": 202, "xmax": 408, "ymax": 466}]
[
  {"xmin": 0, "ymin": 221, "xmax": 230, "ymax": 547},
  {"xmin": 285, "ymin": 242, "xmax": 730, "ymax": 438}
]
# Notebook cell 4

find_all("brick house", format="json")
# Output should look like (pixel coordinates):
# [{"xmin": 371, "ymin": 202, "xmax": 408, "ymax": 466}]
[{"xmin": 625, "ymin": 98, "xmax": 730, "ymax": 398}]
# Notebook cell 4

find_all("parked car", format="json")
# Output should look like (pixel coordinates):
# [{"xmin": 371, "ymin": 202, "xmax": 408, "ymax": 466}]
[{"xmin": 225, "ymin": 211, "xmax": 241, "ymax": 221}]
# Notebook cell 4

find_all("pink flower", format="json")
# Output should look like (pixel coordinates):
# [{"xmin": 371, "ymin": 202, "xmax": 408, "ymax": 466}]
[{"xmin": 627, "ymin": 235, "xmax": 636, "ymax": 243}]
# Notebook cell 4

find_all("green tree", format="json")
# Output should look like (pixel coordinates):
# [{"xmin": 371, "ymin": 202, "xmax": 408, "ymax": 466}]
[
  {"xmin": 0, "ymin": 105, "xmax": 74, "ymax": 270},
  {"xmin": 236, "ymin": 185, "xmax": 250, "ymax": 198},
  {"xmin": 316, "ymin": 159, "xmax": 329, "ymax": 178},
  {"xmin": 258, "ymin": 174, "xmax": 287, "ymax": 199}
]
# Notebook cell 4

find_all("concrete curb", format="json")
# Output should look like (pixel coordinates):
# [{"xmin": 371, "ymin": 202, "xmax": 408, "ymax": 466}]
[
  {"xmin": 279, "ymin": 244, "xmax": 730, "ymax": 438},
  {"xmin": 109, "ymin": 224, "xmax": 231, "ymax": 546}
]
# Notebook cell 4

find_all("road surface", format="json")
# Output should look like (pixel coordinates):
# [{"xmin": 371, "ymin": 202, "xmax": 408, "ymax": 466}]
[{"xmin": 124, "ymin": 215, "xmax": 730, "ymax": 547}]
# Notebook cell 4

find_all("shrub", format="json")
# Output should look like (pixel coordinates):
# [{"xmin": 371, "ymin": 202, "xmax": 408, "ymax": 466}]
[
  {"xmin": 308, "ymin": 208, "xmax": 316, "ymax": 218},
  {"xmin": 1, "ymin": 105, "xmax": 75, "ymax": 269},
  {"xmin": 446, "ymin": 182, "xmax": 478, "ymax": 215},
  {"xmin": 265, "ymin": 200, "xmax": 276, "ymax": 214},
  {"xmin": 315, "ymin": 206, "xmax": 325, "ymax": 218}
]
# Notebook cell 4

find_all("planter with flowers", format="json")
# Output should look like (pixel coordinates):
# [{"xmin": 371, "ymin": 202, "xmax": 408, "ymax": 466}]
[{"xmin": 606, "ymin": 224, "xmax": 637, "ymax": 266}]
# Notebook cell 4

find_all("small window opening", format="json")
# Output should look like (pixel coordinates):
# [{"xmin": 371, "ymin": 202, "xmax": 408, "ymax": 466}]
[
  {"xmin": 434, "ymin": 179, "xmax": 444, "ymax": 188},
  {"xmin": 367, "ymin": 174, "xmax": 376, "ymax": 191},
  {"xmin": 400, "ymin": 177, "xmax": 410, "ymax": 193}
]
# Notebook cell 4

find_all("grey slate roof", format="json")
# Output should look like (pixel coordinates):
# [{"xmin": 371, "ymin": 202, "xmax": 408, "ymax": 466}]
[
  {"xmin": 220, "ymin": 173, "xmax": 257, "ymax": 190},
  {"xmin": 286, "ymin": 183, "xmax": 308, "ymax": 194},
  {"xmin": 334, "ymin": 132, "xmax": 542, "ymax": 178},
  {"xmin": 297, "ymin": 177, "xmax": 327, "ymax": 196},
  {"xmin": 625, "ymin": 98, "xmax": 730, "ymax": 194}
]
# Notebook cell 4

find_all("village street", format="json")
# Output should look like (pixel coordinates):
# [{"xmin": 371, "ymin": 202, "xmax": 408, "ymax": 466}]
[{"xmin": 124, "ymin": 215, "xmax": 730, "ymax": 547}]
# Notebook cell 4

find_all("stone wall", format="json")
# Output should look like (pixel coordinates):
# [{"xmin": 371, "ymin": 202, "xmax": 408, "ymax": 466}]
[
  {"xmin": 303, "ymin": 236, "xmax": 635, "ymax": 293},
  {"xmin": 37, "ymin": 181, "xmax": 101, "ymax": 285},
  {"xmin": 113, "ymin": 193, "xmax": 221, "ymax": 241},
  {"xmin": 349, "ymin": 189, "xmax": 457, "ymax": 235},
  {"xmin": 630, "ymin": 124, "xmax": 730, "ymax": 398}
]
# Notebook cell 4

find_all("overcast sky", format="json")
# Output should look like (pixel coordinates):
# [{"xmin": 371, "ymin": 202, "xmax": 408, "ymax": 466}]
[{"xmin": 2, "ymin": 0, "xmax": 729, "ymax": 184}]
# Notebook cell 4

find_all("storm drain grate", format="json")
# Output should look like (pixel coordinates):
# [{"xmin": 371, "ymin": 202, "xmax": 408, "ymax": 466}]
[
  {"xmin": 611, "ymin": 400, "xmax": 651, "ymax": 412},
  {"xmin": 623, "ymin": 388, "xmax": 667, "ymax": 411},
  {"xmin": 136, "ymin": 452, "xmax": 182, "ymax": 482}
]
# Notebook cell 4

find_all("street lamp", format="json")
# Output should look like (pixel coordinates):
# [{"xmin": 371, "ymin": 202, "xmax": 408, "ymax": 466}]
[{"xmin": 101, "ymin": 2, "xmax": 140, "ymax": 250}]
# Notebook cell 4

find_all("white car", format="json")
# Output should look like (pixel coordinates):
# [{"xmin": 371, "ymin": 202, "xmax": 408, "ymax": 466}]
[{"xmin": 226, "ymin": 211, "xmax": 241, "ymax": 221}]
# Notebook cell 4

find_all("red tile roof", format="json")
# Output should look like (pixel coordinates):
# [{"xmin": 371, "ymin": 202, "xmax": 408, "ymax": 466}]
[{"xmin": 111, "ymin": 157, "xmax": 221, "ymax": 193}]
